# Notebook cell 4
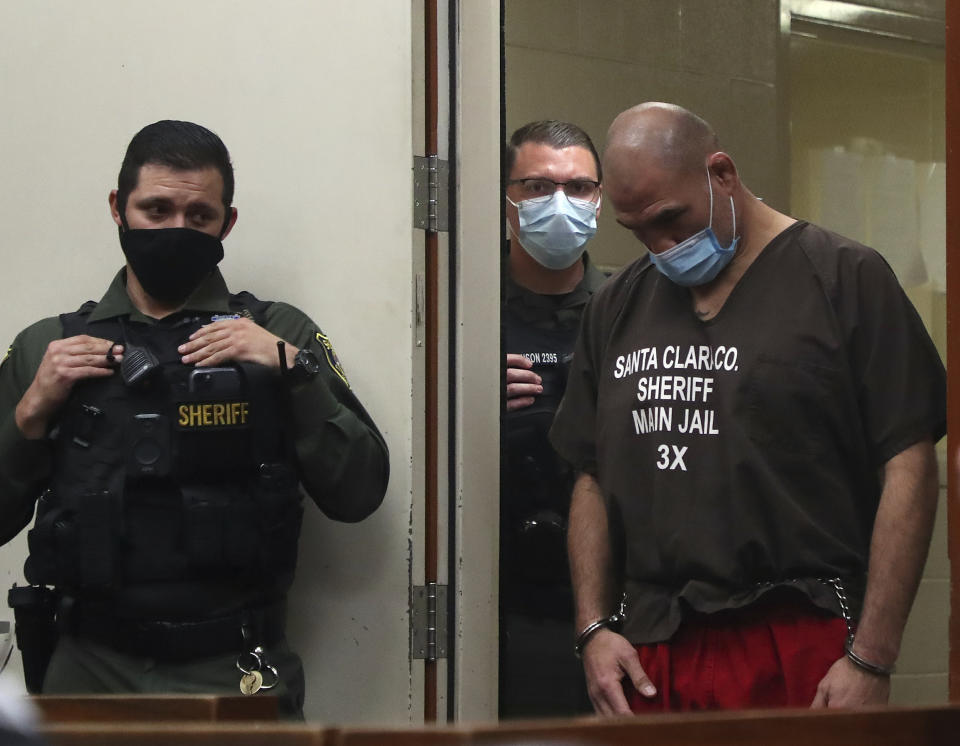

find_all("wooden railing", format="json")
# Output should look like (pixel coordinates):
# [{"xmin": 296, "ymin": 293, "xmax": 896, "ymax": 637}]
[
  {"xmin": 26, "ymin": 696, "xmax": 960, "ymax": 745},
  {"xmin": 33, "ymin": 693, "xmax": 277, "ymax": 723}
]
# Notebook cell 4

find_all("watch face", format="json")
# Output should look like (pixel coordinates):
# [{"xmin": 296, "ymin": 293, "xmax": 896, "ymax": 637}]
[{"xmin": 296, "ymin": 349, "xmax": 322, "ymax": 375}]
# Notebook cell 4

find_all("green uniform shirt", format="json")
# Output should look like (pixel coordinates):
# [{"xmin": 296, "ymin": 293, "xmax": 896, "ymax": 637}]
[{"xmin": 0, "ymin": 268, "xmax": 389, "ymax": 542}]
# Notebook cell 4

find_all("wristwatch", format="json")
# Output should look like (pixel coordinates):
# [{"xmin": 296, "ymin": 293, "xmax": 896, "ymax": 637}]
[{"xmin": 287, "ymin": 348, "xmax": 322, "ymax": 386}]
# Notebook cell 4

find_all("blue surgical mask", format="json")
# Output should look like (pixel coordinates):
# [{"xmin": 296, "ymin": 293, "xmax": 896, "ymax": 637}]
[
  {"xmin": 507, "ymin": 190, "xmax": 599, "ymax": 270},
  {"xmin": 649, "ymin": 169, "xmax": 739, "ymax": 287}
]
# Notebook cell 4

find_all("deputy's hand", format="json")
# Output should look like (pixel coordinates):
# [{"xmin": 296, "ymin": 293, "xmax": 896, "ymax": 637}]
[
  {"xmin": 179, "ymin": 318, "xmax": 297, "ymax": 370},
  {"xmin": 16, "ymin": 335, "xmax": 123, "ymax": 439},
  {"xmin": 582, "ymin": 628, "xmax": 656, "ymax": 716},
  {"xmin": 810, "ymin": 656, "xmax": 890, "ymax": 708},
  {"xmin": 506, "ymin": 353, "xmax": 541, "ymax": 411}
]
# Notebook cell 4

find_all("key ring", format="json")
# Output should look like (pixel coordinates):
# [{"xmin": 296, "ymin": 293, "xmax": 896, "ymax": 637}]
[
  {"xmin": 236, "ymin": 645, "xmax": 280, "ymax": 690},
  {"xmin": 236, "ymin": 647, "xmax": 263, "ymax": 675},
  {"xmin": 258, "ymin": 663, "xmax": 280, "ymax": 690}
]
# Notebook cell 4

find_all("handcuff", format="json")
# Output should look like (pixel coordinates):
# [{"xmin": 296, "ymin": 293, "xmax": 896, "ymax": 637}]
[
  {"xmin": 573, "ymin": 580, "xmax": 894, "ymax": 676},
  {"xmin": 574, "ymin": 595, "xmax": 626, "ymax": 659},
  {"xmin": 820, "ymin": 576, "xmax": 895, "ymax": 677}
]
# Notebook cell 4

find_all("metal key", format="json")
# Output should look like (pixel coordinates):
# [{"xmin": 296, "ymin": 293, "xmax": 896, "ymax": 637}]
[
  {"xmin": 236, "ymin": 644, "xmax": 279, "ymax": 694},
  {"xmin": 237, "ymin": 646, "xmax": 263, "ymax": 695},
  {"xmin": 240, "ymin": 669, "xmax": 263, "ymax": 695}
]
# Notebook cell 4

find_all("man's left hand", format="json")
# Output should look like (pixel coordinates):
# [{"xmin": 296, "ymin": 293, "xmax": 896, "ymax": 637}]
[
  {"xmin": 810, "ymin": 656, "xmax": 890, "ymax": 708},
  {"xmin": 179, "ymin": 318, "xmax": 296, "ymax": 370}
]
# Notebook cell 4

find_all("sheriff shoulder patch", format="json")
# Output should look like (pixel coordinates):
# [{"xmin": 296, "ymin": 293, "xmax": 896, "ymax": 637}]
[
  {"xmin": 1, "ymin": 345, "xmax": 11, "ymax": 367},
  {"xmin": 316, "ymin": 331, "xmax": 349, "ymax": 388}
]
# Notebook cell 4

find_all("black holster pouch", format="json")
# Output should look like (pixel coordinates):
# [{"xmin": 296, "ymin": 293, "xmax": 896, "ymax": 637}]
[{"xmin": 8, "ymin": 584, "xmax": 59, "ymax": 694}]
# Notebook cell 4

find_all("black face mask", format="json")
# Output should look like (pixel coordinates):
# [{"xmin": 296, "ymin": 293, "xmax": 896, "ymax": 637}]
[{"xmin": 120, "ymin": 227, "xmax": 224, "ymax": 305}]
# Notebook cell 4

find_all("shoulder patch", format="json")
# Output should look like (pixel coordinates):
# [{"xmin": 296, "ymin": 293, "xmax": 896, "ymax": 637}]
[
  {"xmin": 1, "ymin": 345, "xmax": 11, "ymax": 367},
  {"xmin": 315, "ymin": 331, "xmax": 349, "ymax": 388}
]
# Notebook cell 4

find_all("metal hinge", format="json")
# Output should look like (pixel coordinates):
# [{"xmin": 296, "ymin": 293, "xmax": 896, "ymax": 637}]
[
  {"xmin": 411, "ymin": 582, "xmax": 448, "ymax": 660},
  {"xmin": 413, "ymin": 155, "xmax": 449, "ymax": 233}
]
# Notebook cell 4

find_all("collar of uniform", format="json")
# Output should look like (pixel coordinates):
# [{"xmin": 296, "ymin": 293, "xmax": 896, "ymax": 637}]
[
  {"xmin": 87, "ymin": 268, "xmax": 233, "ymax": 323},
  {"xmin": 580, "ymin": 252, "xmax": 608, "ymax": 294},
  {"xmin": 505, "ymin": 251, "xmax": 606, "ymax": 311}
]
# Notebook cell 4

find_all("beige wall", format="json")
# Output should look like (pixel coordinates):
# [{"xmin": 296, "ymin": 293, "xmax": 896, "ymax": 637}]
[{"xmin": 505, "ymin": 0, "xmax": 785, "ymax": 270}]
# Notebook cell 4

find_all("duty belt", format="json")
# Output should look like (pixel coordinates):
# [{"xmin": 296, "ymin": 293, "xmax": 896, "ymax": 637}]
[{"xmin": 67, "ymin": 599, "xmax": 287, "ymax": 662}]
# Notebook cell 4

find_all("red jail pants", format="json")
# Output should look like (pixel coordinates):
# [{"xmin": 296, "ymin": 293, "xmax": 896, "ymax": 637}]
[{"xmin": 625, "ymin": 592, "xmax": 848, "ymax": 712}]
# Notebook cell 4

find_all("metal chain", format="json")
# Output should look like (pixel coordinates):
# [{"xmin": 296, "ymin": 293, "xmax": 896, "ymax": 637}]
[
  {"xmin": 818, "ymin": 576, "xmax": 854, "ymax": 644},
  {"xmin": 612, "ymin": 581, "xmax": 851, "ymax": 644},
  {"xmin": 614, "ymin": 592, "xmax": 627, "ymax": 624},
  {"xmin": 776, "ymin": 576, "xmax": 854, "ymax": 644}
]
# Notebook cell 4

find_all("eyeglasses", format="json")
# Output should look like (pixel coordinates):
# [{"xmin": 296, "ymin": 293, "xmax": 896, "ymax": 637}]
[{"xmin": 507, "ymin": 177, "xmax": 601, "ymax": 202}]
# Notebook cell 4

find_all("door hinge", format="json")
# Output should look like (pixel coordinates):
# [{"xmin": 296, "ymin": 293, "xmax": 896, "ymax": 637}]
[
  {"xmin": 413, "ymin": 155, "xmax": 449, "ymax": 233},
  {"xmin": 411, "ymin": 582, "xmax": 448, "ymax": 660}
]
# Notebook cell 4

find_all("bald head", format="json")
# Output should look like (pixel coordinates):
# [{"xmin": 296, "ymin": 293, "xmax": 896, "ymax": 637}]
[
  {"xmin": 604, "ymin": 103, "xmax": 719, "ymax": 177},
  {"xmin": 599, "ymin": 103, "xmax": 752, "ymax": 258}
]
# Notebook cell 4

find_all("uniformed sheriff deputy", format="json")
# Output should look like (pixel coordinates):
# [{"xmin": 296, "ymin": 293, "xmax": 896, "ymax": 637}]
[
  {"xmin": 0, "ymin": 120, "xmax": 390, "ymax": 718},
  {"xmin": 500, "ymin": 121, "xmax": 606, "ymax": 718}
]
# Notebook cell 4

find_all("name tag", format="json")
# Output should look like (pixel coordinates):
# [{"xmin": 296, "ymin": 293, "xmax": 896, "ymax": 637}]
[{"xmin": 177, "ymin": 401, "xmax": 250, "ymax": 428}]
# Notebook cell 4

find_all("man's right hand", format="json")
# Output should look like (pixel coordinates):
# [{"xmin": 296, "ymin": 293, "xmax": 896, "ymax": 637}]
[
  {"xmin": 582, "ymin": 627, "xmax": 657, "ymax": 716},
  {"xmin": 506, "ymin": 353, "xmax": 542, "ymax": 411},
  {"xmin": 15, "ymin": 335, "xmax": 122, "ymax": 439}
]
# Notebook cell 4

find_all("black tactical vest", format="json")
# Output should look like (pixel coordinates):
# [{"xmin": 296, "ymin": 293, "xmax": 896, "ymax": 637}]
[
  {"xmin": 24, "ymin": 293, "xmax": 303, "ymax": 598},
  {"xmin": 502, "ymin": 302, "xmax": 579, "ymax": 603}
]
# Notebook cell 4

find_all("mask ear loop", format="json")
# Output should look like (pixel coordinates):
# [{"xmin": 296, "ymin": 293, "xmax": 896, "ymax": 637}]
[
  {"xmin": 707, "ymin": 166, "xmax": 738, "ymax": 242},
  {"xmin": 505, "ymin": 194, "xmax": 519, "ymax": 244},
  {"xmin": 705, "ymin": 168, "xmax": 715, "ymax": 231},
  {"xmin": 730, "ymin": 194, "xmax": 737, "ymax": 239}
]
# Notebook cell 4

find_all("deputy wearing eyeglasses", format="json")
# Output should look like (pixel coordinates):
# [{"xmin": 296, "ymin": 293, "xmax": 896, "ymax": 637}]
[{"xmin": 500, "ymin": 121, "xmax": 606, "ymax": 719}]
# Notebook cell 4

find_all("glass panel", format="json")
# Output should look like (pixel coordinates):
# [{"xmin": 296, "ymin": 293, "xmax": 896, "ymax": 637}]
[{"xmin": 789, "ymin": 29, "xmax": 948, "ymax": 705}]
